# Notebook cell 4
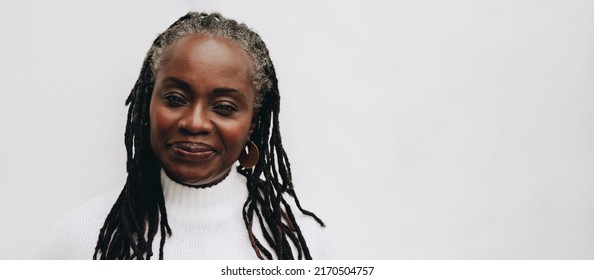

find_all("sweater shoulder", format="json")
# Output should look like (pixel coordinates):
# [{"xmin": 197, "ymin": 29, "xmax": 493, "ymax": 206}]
[{"xmin": 32, "ymin": 189, "xmax": 121, "ymax": 259}]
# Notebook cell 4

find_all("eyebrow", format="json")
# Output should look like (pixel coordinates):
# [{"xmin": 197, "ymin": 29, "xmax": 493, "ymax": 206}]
[
  {"xmin": 160, "ymin": 76, "xmax": 246, "ymax": 98},
  {"xmin": 160, "ymin": 77, "xmax": 192, "ymax": 91},
  {"xmin": 212, "ymin": 87, "xmax": 243, "ymax": 97}
]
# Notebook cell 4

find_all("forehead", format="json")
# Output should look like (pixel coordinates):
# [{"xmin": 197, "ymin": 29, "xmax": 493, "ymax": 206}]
[{"xmin": 158, "ymin": 34, "xmax": 255, "ymax": 75}]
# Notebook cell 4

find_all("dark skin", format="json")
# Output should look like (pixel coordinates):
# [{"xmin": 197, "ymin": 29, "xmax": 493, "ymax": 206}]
[{"xmin": 149, "ymin": 34, "xmax": 257, "ymax": 186}]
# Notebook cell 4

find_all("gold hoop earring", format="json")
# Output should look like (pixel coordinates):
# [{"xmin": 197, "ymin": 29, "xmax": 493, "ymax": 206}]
[{"xmin": 238, "ymin": 140, "xmax": 259, "ymax": 169}]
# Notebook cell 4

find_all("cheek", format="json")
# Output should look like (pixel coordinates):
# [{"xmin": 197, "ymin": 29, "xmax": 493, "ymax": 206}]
[
  {"xmin": 218, "ymin": 118, "xmax": 253, "ymax": 152},
  {"xmin": 149, "ymin": 102, "xmax": 177, "ymax": 144}
]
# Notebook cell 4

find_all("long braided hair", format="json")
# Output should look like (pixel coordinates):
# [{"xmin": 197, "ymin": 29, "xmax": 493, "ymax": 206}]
[{"xmin": 93, "ymin": 12, "xmax": 324, "ymax": 260}]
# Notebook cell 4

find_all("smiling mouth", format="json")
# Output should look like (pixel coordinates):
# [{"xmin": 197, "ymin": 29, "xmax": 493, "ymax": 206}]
[{"xmin": 170, "ymin": 142, "xmax": 216, "ymax": 160}]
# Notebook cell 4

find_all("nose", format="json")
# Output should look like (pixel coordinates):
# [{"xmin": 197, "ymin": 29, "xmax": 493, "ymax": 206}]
[{"xmin": 178, "ymin": 104, "xmax": 214, "ymax": 135}]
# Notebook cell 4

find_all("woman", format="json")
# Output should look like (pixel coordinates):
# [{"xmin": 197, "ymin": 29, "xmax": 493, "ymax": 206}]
[{"xmin": 36, "ymin": 12, "xmax": 325, "ymax": 260}]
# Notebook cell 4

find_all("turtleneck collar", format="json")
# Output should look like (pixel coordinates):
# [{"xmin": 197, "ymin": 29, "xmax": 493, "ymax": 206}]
[{"xmin": 160, "ymin": 164, "xmax": 249, "ymax": 223}]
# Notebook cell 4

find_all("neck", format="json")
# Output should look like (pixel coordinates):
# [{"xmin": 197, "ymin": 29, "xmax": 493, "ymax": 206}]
[
  {"xmin": 160, "ymin": 165, "xmax": 248, "ymax": 222},
  {"xmin": 170, "ymin": 169, "xmax": 232, "ymax": 189}
]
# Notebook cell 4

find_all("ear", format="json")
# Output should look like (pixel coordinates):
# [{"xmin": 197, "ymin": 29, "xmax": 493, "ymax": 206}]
[{"xmin": 249, "ymin": 108, "xmax": 259, "ymax": 136}]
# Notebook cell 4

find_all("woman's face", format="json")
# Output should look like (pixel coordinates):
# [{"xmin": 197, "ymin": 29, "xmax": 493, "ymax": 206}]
[{"xmin": 149, "ymin": 34, "xmax": 256, "ymax": 186}]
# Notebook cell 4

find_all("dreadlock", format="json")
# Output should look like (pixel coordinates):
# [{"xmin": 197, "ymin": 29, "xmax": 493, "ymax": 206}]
[{"xmin": 94, "ymin": 12, "xmax": 324, "ymax": 260}]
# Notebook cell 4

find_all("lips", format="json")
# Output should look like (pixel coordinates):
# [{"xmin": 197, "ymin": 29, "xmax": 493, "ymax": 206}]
[{"xmin": 169, "ymin": 142, "xmax": 216, "ymax": 160}]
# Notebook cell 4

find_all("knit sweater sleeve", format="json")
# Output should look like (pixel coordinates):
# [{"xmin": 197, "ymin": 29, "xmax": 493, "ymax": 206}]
[{"xmin": 32, "ymin": 189, "xmax": 120, "ymax": 260}]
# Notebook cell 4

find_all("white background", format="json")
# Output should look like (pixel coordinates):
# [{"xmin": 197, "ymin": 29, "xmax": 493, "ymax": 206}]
[{"xmin": 1, "ymin": 0, "xmax": 593, "ymax": 259}]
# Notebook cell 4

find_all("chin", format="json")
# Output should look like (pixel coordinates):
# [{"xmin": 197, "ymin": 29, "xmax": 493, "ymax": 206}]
[{"xmin": 159, "ymin": 153, "xmax": 236, "ymax": 186}]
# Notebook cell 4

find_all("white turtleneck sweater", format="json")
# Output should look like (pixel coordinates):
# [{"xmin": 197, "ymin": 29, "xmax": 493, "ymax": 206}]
[{"xmin": 33, "ymin": 165, "xmax": 328, "ymax": 259}]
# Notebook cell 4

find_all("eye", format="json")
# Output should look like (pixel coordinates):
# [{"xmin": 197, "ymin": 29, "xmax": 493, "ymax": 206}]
[
  {"xmin": 163, "ymin": 93, "xmax": 186, "ymax": 107},
  {"xmin": 212, "ymin": 102, "xmax": 239, "ymax": 115}
]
